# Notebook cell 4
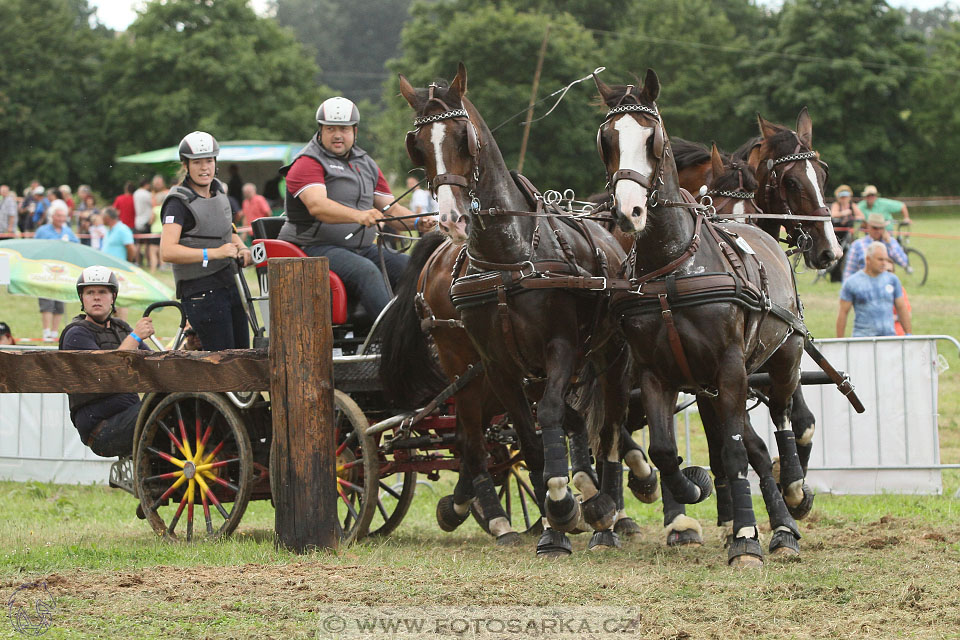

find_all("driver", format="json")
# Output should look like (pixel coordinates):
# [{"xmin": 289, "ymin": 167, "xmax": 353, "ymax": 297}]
[
  {"xmin": 59, "ymin": 266, "xmax": 154, "ymax": 457},
  {"xmin": 276, "ymin": 97, "xmax": 415, "ymax": 317}
]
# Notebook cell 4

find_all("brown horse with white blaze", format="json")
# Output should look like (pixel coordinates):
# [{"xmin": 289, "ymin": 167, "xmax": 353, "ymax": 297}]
[{"xmin": 596, "ymin": 69, "xmax": 806, "ymax": 566}]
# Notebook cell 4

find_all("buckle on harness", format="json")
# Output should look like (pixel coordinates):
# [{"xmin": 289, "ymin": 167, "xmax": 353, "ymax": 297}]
[
  {"xmin": 518, "ymin": 261, "xmax": 537, "ymax": 278},
  {"xmin": 589, "ymin": 277, "xmax": 607, "ymax": 291}
]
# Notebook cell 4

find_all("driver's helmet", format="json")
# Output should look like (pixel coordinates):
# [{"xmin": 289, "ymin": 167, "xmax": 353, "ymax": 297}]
[
  {"xmin": 76, "ymin": 266, "xmax": 119, "ymax": 306},
  {"xmin": 316, "ymin": 97, "xmax": 359, "ymax": 127},
  {"xmin": 178, "ymin": 131, "xmax": 220, "ymax": 162}
]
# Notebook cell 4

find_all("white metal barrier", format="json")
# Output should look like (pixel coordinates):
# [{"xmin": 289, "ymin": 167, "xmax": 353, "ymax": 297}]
[{"xmin": 675, "ymin": 335, "xmax": 957, "ymax": 496}]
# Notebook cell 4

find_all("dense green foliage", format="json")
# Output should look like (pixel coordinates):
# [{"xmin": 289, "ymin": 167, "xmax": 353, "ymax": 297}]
[{"xmin": 1, "ymin": 0, "xmax": 958, "ymax": 197}]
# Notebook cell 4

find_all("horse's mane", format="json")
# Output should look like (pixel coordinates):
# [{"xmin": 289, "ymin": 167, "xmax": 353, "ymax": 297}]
[
  {"xmin": 672, "ymin": 138, "xmax": 711, "ymax": 171},
  {"xmin": 733, "ymin": 136, "xmax": 761, "ymax": 163},
  {"xmin": 711, "ymin": 158, "xmax": 759, "ymax": 193}
]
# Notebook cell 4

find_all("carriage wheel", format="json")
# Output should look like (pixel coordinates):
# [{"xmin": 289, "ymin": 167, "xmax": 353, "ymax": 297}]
[
  {"xmin": 471, "ymin": 456, "xmax": 541, "ymax": 536},
  {"xmin": 134, "ymin": 392, "xmax": 253, "ymax": 542},
  {"xmin": 362, "ymin": 419, "xmax": 417, "ymax": 537},
  {"xmin": 332, "ymin": 390, "xmax": 379, "ymax": 544}
]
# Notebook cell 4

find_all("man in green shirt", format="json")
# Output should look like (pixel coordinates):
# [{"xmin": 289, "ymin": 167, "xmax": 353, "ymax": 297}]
[{"xmin": 859, "ymin": 185, "xmax": 911, "ymax": 231}]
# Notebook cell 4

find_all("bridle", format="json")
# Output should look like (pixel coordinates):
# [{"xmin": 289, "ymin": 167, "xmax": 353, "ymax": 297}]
[
  {"xmin": 596, "ymin": 94, "xmax": 700, "ymax": 212},
  {"xmin": 597, "ymin": 99, "xmax": 665, "ymax": 196},
  {"xmin": 706, "ymin": 165, "xmax": 762, "ymax": 218},
  {"xmin": 405, "ymin": 85, "xmax": 482, "ymax": 211},
  {"xmin": 759, "ymin": 139, "xmax": 831, "ymax": 251}
]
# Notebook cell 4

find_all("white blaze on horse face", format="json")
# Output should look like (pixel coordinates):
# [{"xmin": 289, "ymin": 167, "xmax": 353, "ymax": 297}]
[
  {"xmin": 733, "ymin": 201, "xmax": 745, "ymax": 217},
  {"xmin": 613, "ymin": 117, "xmax": 655, "ymax": 232},
  {"xmin": 805, "ymin": 159, "xmax": 842, "ymax": 257},
  {"xmin": 431, "ymin": 123, "xmax": 468, "ymax": 243}
]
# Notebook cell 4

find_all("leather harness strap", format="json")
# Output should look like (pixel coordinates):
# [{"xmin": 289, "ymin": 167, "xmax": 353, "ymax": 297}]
[{"xmin": 658, "ymin": 293, "xmax": 697, "ymax": 386}]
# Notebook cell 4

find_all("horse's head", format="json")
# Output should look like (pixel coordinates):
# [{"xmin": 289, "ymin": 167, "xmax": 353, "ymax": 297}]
[
  {"xmin": 705, "ymin": 143, "xmax": 761, "ymax": 218},
  {"xmin": 399, "ymin": 63, "xmax": 479, "ymax": 244},
  {"xmin": 594, "ymin": 69, "xmax": 666, "ymax": 234},
  {"xmin": 747, "ymin": 108, "xmax": 842, "ymax": 269}
]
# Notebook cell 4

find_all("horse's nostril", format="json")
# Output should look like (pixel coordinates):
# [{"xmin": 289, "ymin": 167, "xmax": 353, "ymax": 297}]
[{"xmin": 440, "ymin": 214, "xmax": 448, "ymax": 223}]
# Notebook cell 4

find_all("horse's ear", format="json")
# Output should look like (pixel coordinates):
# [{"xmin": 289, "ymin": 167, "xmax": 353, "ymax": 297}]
[
  {"xmin": 594, "ymin": 73, "xmax": 616, "ymax": 105},
  {"xmin": 746, "ymin": 143, "xmax": 762, "ymax": 170},
  {"xmin": 450, "ymin": 62, "xmax": 468, "ymax": 98},
  {"xmin": 710, "ymin": 143, "xmax": 725, "ymax": 181},
  {"xmin": 796, "ymin": 106, "xmax": 813, "ymax": 148},
  {"xmin": 756, "ymin": 113, "xmax": 778, "ymax": 140},
  {"xmin": 398, "ymin": 74, "xmax": 418, "ymax": 109},
  {"xmin": 642, "ymin": 68, "xmax": 660, "ymax": 102}
]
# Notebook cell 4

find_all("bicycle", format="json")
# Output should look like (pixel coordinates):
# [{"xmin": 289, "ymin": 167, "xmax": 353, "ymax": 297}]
[{"xmin": 894, "ymin": 221, "xmax": 928, "ymax": 287}]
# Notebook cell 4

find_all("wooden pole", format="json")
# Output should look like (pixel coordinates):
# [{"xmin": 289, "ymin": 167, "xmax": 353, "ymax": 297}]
[
  {"xmin": 268, "ymin": 257, "xmax": 339, "ymax": 553},
  {"xmin": 516, "ymin": 23, "xmax": 550, "ymax": 174}
]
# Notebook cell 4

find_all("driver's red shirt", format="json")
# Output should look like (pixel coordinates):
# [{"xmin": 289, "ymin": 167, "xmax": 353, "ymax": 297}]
[{"xmin": 285, "ymin": 155, "xmax": 392, "ymax": 200}]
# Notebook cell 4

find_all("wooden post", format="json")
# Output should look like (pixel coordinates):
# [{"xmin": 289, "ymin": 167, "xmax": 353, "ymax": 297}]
[
  {"xmin": 268, "ymin": 257, "xmax": 340, "ymax": 552},
  {"xmin": 516, "ymin": 22, "xmax": 550, "ymax": 174}
]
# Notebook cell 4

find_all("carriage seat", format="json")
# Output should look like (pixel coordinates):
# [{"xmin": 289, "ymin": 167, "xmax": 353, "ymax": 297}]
[{"xmin": 251, "ymin": 216, "xmax": 347, "ymax": 325}]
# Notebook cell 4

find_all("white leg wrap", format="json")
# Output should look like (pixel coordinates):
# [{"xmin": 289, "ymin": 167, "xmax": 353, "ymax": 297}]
[
  {"xmin": 785, "ymin": 479, "xmax": 804, "ymax": 506},
  {"xmin": 547, "ymin": 476, "xmax": 568, "ymax": 502},
  {"xmin": 624, "ymin": 448, "xmax": 652, "ymax": 478},
  {"xmin": 774, "ymin": 525, "xmax": 792, "ymax": 534},
  {"xmin": 736, "ymin": 526, "xmax": 758, "ymax": 539},
  {"xmin": 665, "ymin": 514, "xmax": 702, "ymax": 537},
  {"xmin": 572, "ymin": 470, "xmax": 598, "ymax": 500},
  {"xmin": 452, "ymin": 498, "xmax": 473, "ymax": 517},
  {"xmin": 488, "ymin": 516, "xmax": 512, "ymax": 537}
]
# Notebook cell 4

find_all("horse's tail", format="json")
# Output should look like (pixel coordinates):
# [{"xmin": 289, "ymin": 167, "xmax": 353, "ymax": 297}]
[{"xmin": 378, "ymin": 232, "xmax": 450, "ymax": 410}]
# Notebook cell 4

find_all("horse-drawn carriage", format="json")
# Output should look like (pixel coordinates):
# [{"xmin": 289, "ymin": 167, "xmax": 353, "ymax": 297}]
[{"xmin": 106, "ymin": 217, "xmax": 536, "ymax": 544}]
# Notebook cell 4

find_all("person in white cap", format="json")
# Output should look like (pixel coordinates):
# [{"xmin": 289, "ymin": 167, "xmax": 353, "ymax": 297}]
[
  {"xmin": 59, "ymin": 266, "xmax": 153, "ymax": 456},
  {"xmin": 276, "ymin": 97, "xmax": 415, "ymax": 318},
  {"xmin": 159, "ymin": 131, "xmax": 252, "ymax": 351},
  {"xmin": 859, "ymin": 184, "xmax": 911, "ymax": 230}
]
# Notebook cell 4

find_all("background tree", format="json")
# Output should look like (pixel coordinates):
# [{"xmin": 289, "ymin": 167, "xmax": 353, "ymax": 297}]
[
  {"xmin": 736, "ymin": 0, "xmax": 924, "ymax": 193},
  {"xmin": 0, "ymin": 0, "xmax": 112, "ymax": 191},
  {"xmin": 908, "ymin": 21, "xmax": 960, "ymax": 194},
  {"xmin": 602, "ymin": 0, "xmax": 758, "ymax": 150},
  {"xmin": 373, "ymin": 3, "xmax": 606, "ymax": 195},
  {"xmin": 272, "ymin": 0, "xmax": 413, "ymax": 105},
  {"xmin": 101, "ymin": 0, "xmax": 326, "ymax": 172}
]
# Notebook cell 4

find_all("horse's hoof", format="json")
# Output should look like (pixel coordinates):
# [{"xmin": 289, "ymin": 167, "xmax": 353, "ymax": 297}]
[
  {"xmin": 769, "ymin": 530, "xmax": 801, "ymax": 559},
  {"xmin": 495, "ymin": 531, "xmax": 523, "ymax": 547},
  {"xmin": 581, "ymin": 493, "xmax": 617, "ymax": 531},
  {"xmin": 628, "ymin": 468, "xmax": 660, "ymax": 503},
  {"xmin": 545, "ymin": 489, "xmax": 581, "ymax": 533},
  {"xmin": 614, "ymin": 517, "xmax": 643, "ymax": 540},
  {"xmin": 682, "ymin": 466, "xmax": 714, "ymax": 503},
  {"xmin": 667, "ymin": 528, "xmax": 703, "ymax": 547},
  {"xmin": 536, "ymin": 528, "xmax": 572, "ymax": 558},
  {"xmin": 787, "ymin": 484, "xmax": 815, "ymax": 520},
  {"xmin": 436, "ymin": 495, "xmax": 470, "ymax": 532},
  {"xmin": 588, "ymin": 529, "xmax": 622, "ymax": 551},
  {"xmin": 728, "ymin": 536, "xmax": 764, "ymax": 568}
]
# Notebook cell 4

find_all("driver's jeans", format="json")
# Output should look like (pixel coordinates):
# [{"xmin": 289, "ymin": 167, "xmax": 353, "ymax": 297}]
[{"xmin": 302, "ymin": 244, "xmax": 410, "ymax": 318}]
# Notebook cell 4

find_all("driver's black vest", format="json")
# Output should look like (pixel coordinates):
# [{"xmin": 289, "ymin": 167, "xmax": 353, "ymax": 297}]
[{"xmin": 59, "ymin": 315, "xmax": 134, "ymax": 413}]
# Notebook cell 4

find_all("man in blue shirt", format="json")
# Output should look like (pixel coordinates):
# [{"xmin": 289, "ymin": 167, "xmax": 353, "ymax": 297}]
[
  {"xmin": 33, "ymin": 199, "xmax": 79, "ymax": 340},
  {"xmin": 842, "ymin": 213, "xmax": 908, "ymax": 281},
  {"xmin": 100, "ymin": 206, "xmax": 136, "ymax": 262},
  {"xmin": 837, "ymin": 242, "xmax": 912, "ymax": 337}
]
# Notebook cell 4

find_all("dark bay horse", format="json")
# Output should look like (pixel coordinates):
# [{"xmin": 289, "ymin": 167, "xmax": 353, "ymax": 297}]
[
  {"xmin": 386, "ymin": 64, "xmax": 637, "ymax": 556},
  {"xmin": 596, "ymin": 69, "xmax": 806, "ymax": 566}
]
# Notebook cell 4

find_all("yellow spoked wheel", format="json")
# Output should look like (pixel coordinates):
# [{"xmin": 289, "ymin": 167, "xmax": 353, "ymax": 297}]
[{"xmin": 134, "ymin": 392, "xmax": 252, "ymax": 542}]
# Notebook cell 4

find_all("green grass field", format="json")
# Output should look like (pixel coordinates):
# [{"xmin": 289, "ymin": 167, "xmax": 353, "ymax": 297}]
[{"xmin": 1, "ymin": 210, "xmax": 958, "ymax": 638}]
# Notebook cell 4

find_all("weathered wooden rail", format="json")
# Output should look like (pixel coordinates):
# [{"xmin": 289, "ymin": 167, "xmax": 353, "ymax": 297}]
[{"xmin": 0, "ymin": 257, "xmax": 337, "ymax": 554}]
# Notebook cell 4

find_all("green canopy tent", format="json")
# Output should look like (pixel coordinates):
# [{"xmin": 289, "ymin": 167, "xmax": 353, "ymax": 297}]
[{"xmin": 116, "ymin": 140, "xmax": 302, "ymax": 205}]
